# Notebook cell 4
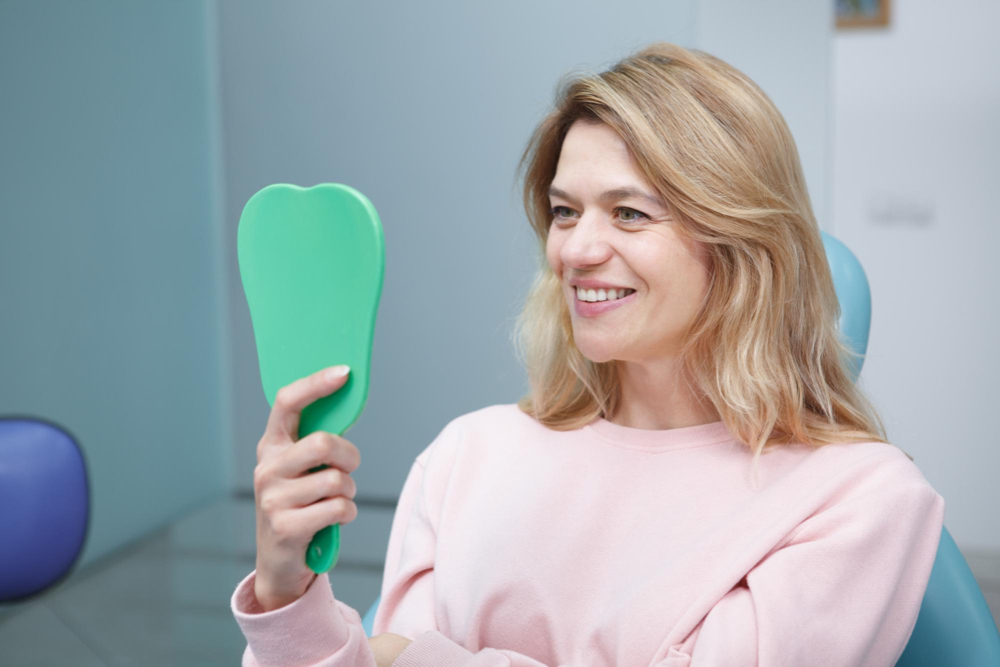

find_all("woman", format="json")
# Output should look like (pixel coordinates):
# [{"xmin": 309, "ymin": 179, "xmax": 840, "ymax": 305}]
[{"xmin": 233, "ymin": 42, "xmax": 944, "ymax": 666}]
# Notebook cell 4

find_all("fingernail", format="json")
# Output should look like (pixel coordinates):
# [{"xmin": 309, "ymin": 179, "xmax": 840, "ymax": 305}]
[{"xmin": 325, "ymin": 365, "xmax": 350, "ymax": 381}]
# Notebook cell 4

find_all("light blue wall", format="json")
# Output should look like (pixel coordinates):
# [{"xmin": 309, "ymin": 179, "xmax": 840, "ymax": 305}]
[{"xmin": 0, "ymin": 1, "xmax": 232, "ymax": 572}]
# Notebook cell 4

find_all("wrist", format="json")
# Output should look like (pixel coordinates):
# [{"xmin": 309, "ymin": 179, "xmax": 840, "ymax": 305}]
[
  {"xmin": 255, "ymin": 584, "xmax": 293, "ymax": 612},
  {"xmin": 254, "ymin": 573, "xmax": 317, "ymax": 612}
]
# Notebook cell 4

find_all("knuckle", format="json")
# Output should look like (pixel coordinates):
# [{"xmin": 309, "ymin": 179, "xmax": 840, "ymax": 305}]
[
  {"xmin": 329, "ymin": 469, "xmax": 355, "ymax": 498},
  {"xmin": 297, "ymin": 432, "xmax": 320, "ymax": 456},
  {"xmin": 327, "ymin": 434, "xmax": 349, "ymax": 467},
  {"xmin": 253, "ymin": 464, "xmax": 270, "ymax": 492},
  {"xmin": 313, "ymin": 433, "xmax": 334, "ymax": 458},
  {"xmin": 258, "ymin": 492, "xmax": 278, "ymax": 515},
  {"xmin": 334, "ymin": 497, "xmax": 356, "ymax": 520},
  {"xmin": 323, "ymin": 431, "xmax": 339, "ymax": 451},
  {"xmin": 274, "ymin": 386, "xmax": 294, "ymax": 410},
  {"xmin": 338, "ymin": 440, "xmax": 361, "ymax": 472},
  {"xmin": 344, "ymin": 474, "xmax": 357, "ymax": 499},
  {"xmin": 271, "ymin": 514, "xmax": 294, "ymax": 540}
]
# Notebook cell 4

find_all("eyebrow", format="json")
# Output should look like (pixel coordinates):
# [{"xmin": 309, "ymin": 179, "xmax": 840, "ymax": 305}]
[{"xmin": 548, "ymin": 185, "xmax": 666, "ymax": 209}]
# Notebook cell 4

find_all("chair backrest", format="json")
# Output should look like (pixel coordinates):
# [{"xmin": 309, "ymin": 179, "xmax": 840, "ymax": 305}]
[
  {"xmin": 821, "ymin": 231, "xmax": 871, "ymax": 382},
  {"xmin": 363, "ymin": 233, "xmax": 1000, "ymax": 661},
  {"xmin": 896, "ymin": 527, "xmax": 1000, "ymax": 665},
  {"xmin": 362, "ymin": 594, "xmax": 379, "ymax": 636}
]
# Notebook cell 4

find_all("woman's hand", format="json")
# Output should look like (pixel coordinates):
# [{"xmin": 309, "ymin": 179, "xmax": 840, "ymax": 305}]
[
  {"xmin": 368, "ymin": 633, "xmax": 413, "ymax": 667},
  {"xmin": 251, "ymin": 365, "xmax": 361, "ymax": 612}
]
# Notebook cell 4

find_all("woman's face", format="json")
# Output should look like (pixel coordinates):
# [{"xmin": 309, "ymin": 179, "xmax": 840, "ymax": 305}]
[{"xmin": 545, "ymin": 120, "xmax": 713, "ymax": 364}]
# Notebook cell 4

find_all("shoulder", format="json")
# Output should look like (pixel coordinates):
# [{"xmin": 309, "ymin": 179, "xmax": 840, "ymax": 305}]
[
  {"xmin": 407, "ymin": 404, "xmax": 541, "ymax": 510},
  {"xmin": 413, "ymin": 403, "xmax": 538, "ymax": 468},
  {"xmin": 795, "ymin": 439, "xmax": 943, "ymax": 512},
  {"xmin": 450, "ymin": 402, "xmax": 539, "ymax": 431},
  {"xmin": 778, "ymin": 441, "xmax": 946, "ymax": 563},
  {"xmin": 811, "ymin": 439, "xmax": 929, "ymax": 481}
]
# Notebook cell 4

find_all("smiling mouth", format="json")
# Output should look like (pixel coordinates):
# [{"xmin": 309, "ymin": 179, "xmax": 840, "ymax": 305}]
[{"xmin": 574, "ymin": 288, "xmax": 637, "ymax": 303}]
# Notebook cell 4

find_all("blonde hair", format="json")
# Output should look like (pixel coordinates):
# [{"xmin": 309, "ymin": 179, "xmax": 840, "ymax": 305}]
[{"xmin": 511, "ymin": 42, "xmax": 898, "ymax": 483}]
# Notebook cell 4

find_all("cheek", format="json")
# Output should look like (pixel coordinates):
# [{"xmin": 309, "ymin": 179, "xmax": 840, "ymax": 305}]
[
  {"xmin": 665, "ymin": 239, "xmax": 713, "ymax": 301},
  {"xmin": 642, "ymin": 249, "xmax": 711, "ymax": 308},
  {"xmin": 545, "ymin": 236, "xmax": 562, "ymax": 275},
  {"xmin": 681, "ymin": 259, "xmax": 713, "ymax": 310},
  {"xmin": 674, "ymin": 259, "xmax": 709, "ymax": 298}
]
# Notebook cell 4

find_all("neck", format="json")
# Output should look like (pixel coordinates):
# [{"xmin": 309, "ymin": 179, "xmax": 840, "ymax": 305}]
[{"xmin": 610, "ymin": 357, "xmax": 720, "ymax": 430}]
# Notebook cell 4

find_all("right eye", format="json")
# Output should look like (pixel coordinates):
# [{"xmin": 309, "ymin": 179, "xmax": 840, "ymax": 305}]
[{"xmin": 550, "ymin": 206, "xmax": 575, "ymax": 221}]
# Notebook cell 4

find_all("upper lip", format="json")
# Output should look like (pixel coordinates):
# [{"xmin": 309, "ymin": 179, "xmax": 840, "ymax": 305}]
[{"xmin": 569, "ymin": 279, "xmax": 634, "ymax": 291}]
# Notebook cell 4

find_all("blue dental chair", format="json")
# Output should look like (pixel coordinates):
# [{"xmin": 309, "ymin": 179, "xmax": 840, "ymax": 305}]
[{"xmin": 359, "ymin": 232, "xmax": 1000, "ymax": 665}]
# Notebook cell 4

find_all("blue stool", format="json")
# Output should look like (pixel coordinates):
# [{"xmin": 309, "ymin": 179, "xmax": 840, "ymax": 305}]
[
  {"xmin": 0, "ymin": 417, "xmax": 90, "ymax": 602},
  {"xmin": 361, "ymin": 233, "xmax": 1000, "ymax": 664}
]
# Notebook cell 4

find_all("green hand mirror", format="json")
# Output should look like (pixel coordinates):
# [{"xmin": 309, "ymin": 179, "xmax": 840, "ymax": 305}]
[{"xmin": 237, "ymin": 183, "xmax": 385, "ymax": 574}]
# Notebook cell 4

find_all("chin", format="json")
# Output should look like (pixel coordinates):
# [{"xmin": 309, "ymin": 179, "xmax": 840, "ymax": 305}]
[{"xmin": 573, "ymin": 341, "xmax": 621, "ymax": 365}]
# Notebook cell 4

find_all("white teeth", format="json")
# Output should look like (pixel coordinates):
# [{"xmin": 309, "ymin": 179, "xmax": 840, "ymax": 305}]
[{"xmin": 576, "ymin": 287, "xmax": 636, "ymax": 302}]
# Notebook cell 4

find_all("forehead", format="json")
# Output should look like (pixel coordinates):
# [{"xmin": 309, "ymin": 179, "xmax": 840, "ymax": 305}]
[
  {"xmin": 555, "ymin": 121, "xmax": 636, "ymax": 172},
  {"xmin": 552, "ymin": 121, "xmax": 656, "ymax": 202},
  {"xmin": 551, "ymin": 121, "xmax": 665, "ymax": 208}
]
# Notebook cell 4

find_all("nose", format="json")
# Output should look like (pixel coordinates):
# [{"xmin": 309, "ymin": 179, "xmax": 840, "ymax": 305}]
[{"xmin": 559, "ymin": 215, "xmax": 614, "ymax": 271}]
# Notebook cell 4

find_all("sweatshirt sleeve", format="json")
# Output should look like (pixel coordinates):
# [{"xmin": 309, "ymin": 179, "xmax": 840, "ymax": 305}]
[
  {"xmin": 372, "ymin": 419, "xmax": 473, "ymax": 654},
  {"xmin": 229, "ymin": 418, "xmax": 465, "ymax": 666},
  {"xmin": 667, "ymin": 452, "xmax": 946, "ymax": 667},
  {"xmin": 231, "ymin": 568, "xmax": 374, "ymax": 666}
]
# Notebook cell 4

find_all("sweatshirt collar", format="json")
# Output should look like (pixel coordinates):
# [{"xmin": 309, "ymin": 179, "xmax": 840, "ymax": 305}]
[{"xmin": 585, "ymin": 415, "xmax": 734, "ymax": 452}]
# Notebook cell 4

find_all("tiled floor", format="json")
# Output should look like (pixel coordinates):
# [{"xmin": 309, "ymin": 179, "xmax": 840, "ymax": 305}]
[{"xmin": 1, "ymin": 496, "xmax": 998, "ymax": 666}]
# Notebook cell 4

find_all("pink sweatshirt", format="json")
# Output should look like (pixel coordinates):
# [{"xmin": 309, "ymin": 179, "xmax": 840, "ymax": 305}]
[{"xmin": 231, "ymin": 403, "xmax": 945, "ymax": 666}]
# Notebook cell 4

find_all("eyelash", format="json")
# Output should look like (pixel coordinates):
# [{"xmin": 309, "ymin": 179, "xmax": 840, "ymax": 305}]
[{"xmin": 549, "ymin": 205, "xmax": 649, "ymax": 225}]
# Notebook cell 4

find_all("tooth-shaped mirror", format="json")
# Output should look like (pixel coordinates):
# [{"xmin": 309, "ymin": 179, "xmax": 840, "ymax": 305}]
[{"xmin": 237, "ymin": 183, "xmax": 385, "ymax": 574}]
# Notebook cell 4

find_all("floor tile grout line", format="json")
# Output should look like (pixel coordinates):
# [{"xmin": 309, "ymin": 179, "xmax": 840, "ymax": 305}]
[{"xmin": 45, "ymin": 600, "xmax": 117, "ymax": 667}]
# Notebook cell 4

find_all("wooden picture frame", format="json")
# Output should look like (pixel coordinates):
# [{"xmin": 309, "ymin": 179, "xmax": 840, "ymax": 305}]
[{"xmin": 836, "ymin": 0, "xmax": 891, "ymax": 29}]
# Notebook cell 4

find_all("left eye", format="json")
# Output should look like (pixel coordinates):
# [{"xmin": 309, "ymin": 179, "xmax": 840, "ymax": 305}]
[
  {"xmin": 549, "ymin": 206, "xmax": 648, "ymax": 224},
  {"xmin": 615, "ymin": 207, "xmax": 648, "ymax": 223}
]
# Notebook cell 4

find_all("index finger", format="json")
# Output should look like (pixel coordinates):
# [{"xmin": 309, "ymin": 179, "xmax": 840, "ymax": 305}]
[{"xmin": 263, "ymin": 365, "xmax": 351, "ymax": 443}]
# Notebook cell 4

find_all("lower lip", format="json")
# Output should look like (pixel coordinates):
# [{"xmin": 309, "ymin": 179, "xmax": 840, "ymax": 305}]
[{"xmin": 573, "ymin": 289, "xmax": 637, "ymax": 317}]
